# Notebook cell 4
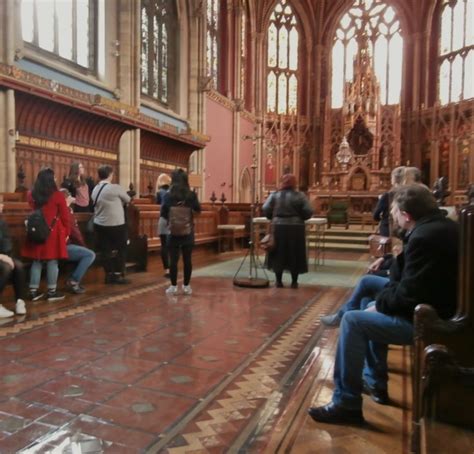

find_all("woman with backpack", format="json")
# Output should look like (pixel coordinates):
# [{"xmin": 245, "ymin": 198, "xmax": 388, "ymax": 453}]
[
  {"xmin": 22, "ymin": 167, "xmax": 70, "ymax": 302},
  {"xmin": 160, "ymin": 169, "xmax": 201, "ymax": 295}
]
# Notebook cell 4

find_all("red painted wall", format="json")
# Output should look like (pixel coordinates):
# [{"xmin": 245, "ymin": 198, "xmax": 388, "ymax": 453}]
[
  {"xmin": 239, "ymin": 115, "xmax": 255, "ymax": 177},
  {"xmin": 205, "ymin": 97, "xmax": 234, "ymax": 201}
]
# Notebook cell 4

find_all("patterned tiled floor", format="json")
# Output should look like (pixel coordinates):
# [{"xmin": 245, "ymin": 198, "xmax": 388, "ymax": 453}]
[{"xmin": 0, "ymin": 276, "xmax": 350, "ymax": 452}]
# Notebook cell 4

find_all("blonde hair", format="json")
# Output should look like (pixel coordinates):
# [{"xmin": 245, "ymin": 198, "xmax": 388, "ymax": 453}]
[
  {"xmin": 155, "ymin": 173, "xmax": 171, "ymax": 193},
  {"xmin": 403, "ymin": 167, "xmax": 422, "ymax": 185},
  {"xmin": 391, "ymin": 166, "xmax": 406, "ymax": 187}
]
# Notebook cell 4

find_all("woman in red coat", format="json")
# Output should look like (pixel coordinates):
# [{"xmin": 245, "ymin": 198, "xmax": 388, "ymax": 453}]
[{"xmin": 22, "ymin": 168, "xmax": 70, "ymax": 301}]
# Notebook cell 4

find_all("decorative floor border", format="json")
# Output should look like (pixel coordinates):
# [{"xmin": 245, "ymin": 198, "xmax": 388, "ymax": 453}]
[
  {"xmin": 0, "ymin": 281, "xmax": 167, "ymax": 338},
  {"xmin": 148, "ymin": 288, "xmax": 339, "ymax": 452}
]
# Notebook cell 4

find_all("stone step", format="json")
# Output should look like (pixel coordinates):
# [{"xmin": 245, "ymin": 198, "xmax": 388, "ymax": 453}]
[{"xmin": 318, "ymin": 242, "xmax": 368, "ymax": 252}]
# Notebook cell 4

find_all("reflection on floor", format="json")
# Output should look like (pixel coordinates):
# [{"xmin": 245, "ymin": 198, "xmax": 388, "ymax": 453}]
[{"xmin": 0, "ymin": 252, "xmax": 413, "ymax": 452}]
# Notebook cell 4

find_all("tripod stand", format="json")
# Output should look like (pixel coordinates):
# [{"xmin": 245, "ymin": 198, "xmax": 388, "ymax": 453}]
[{"xmin": 233, "ymin": 151, "xmax": 269, "ymax": 288}]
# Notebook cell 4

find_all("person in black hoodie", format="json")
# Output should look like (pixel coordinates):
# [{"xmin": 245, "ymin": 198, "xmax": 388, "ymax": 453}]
[
  {"xmin": 0, "ymin": 200, "xmax": 27, "ymax": 317},
  {"xmin": 308, "ymin": 184, "xmax": 459, "ymax": 425}
]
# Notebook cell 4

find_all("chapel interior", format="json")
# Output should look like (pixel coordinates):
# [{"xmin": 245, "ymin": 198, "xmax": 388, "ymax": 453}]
[{"xmin": 0, "ymin": 0, "xmax": 473, "ymax": 452}]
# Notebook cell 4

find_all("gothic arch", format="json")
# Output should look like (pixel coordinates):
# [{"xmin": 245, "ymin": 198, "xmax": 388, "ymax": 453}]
[
  {"xmin": 347, "ymin": 165, "xmax": 370, "ymax": 191},
  {"xmin": 239, "ymin": 167, "xmax": 252, "ymax": 203}
]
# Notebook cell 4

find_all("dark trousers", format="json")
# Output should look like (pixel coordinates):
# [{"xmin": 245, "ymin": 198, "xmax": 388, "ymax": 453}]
[
  {"xmin": 160, "ymin": 234, "xmax": 169, "ymax": 270},
  {"xmin": 169, "ymin": 244, "xmax": 193, "ymax": 286},
  {"xmin": 94, "ymin": 224, "xmax": 128, "ymax": 275},
  {"xmin": 0, "ymin": 259, "xmax": 26, "ymax": 300}
]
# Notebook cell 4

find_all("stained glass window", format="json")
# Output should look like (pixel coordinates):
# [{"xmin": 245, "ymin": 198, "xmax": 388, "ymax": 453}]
[
  {"xmin": 240, "ymin": 9, "xmax": 247, "ymax": 102},
  {"xmin": 141, "ymin": 0, "xmax": 177, "ymax": 105},
  {"xmin": 439, "ymin": 0, "xmax": 474, "ymax": 105},
  {"xmin": 207, "ymin": 0, "xmax": 220, "ymax": 89},
  {"xmin": 21, "ymin": 0, "xmax": 94, "ymax": 69},
  {"xmin": 331, "ymin": 0, "xmax": 403, "ymax": 108},
  {"xmin": 266, "ymin": 0, "xmax": 299, "ymax": 115}
]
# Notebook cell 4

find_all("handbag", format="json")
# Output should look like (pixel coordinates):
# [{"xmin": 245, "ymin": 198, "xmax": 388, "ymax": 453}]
[
  {"xmin": 87, "ymin": 183, "xmax": 108, "ymax": 233},
  {"xmin": 260, "ymin": 231, "xmax": 275, "ymax": 251},
  {"xmin": 368, "ymin": 234, "xmax": 391, "ymax": 258}
]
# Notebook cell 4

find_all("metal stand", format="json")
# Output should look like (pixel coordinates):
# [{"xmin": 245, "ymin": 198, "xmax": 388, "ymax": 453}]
[{"xmin": 233, "ymin": 149, "xmax": 269, "ymax": 288}]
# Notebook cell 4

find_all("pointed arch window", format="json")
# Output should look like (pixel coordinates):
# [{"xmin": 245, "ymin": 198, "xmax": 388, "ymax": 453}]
[
  {"xmin": 240, "ymin": 9, "xmax": 248, "ymax": 103},
  {"xmin": 331, "ymin": 0, "xmax": 403, "ymax": 108},
  {"xmin": 266, "ymin": 0, "xmax": 299, "ymax": 115},
  {"xmin": 207, "ymin": 0, "xmax": 220, "ymax": 89},
  {"xmin": 438, "ymin": 0, "xmax": 473, "ymax": 105},
  {"xmin": 141, "ymin": 0, "xmax": 177, "ymax": 106},
  {"xmin": 21, "ymin": 0, "xmax": 95, "ymax": 69}
]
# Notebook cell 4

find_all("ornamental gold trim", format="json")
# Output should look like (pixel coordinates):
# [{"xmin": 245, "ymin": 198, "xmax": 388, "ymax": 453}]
[
  {"xmin": 17, "ymin": 135, "xmax": 117, "ymax": 161},
  {"xmin": 140, "ymin": 159, "xmax": 177, "ymax": 170}
]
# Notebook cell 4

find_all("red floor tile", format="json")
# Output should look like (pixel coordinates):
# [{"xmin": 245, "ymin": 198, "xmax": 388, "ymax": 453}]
[
  {"xmin": 136, "ymin": 363, "xmax": 224, "ymax": 398},
  {"xmin": 171, "ymin": 346, "xmax": 246, "ymax": 372},
  {"xmin": 89, "ymin": 387, "xmax": 196, "ymax": 433}
]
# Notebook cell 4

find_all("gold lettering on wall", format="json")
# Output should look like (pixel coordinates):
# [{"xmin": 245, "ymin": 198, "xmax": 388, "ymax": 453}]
[{"xmin": 17, "ymin": 135, "xmax": 118, "ymax": 161}]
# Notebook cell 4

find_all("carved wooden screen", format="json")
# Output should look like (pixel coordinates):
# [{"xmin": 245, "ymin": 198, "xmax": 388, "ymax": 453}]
[
  {"xmin": 331, "ymin": 0, "xmax": 402, "ymax": 108},
  {"xmin": 438, "ymin": 0, "xmax": 473, "ymax": 105}
]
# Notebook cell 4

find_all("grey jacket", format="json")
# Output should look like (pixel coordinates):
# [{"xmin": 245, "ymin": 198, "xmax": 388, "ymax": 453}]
[{"xmin": 92, "ymin": 181, "xmax": 131, "ymax": 227}]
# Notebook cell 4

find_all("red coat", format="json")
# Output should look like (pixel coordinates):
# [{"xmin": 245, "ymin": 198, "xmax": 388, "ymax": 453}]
[{"xmin": 22, "ymin": 190, "xmax": 71, "ymax": 260}]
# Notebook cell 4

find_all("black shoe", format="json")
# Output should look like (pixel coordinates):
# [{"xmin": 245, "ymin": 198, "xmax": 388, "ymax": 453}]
[
  {"xmin": 29, "ymin": 290, "xmax": 45, "ymax": 302},
  {"xmin": 308, "ymin": 403, "xmax": 365, "ymax": 425},
  {"xmin": 47, "ymin": 291, "xmax": 65, "ymax": 302},
  {"xmin": 112, "ymin": 276, "xmax": 130, "ymax": 285},
  {"xmin": 291, "ymin": 282, "xmax": 298, "ymax": 289},
  {"xmin": 320, "ymin": 312, "xmax": 342, "ymax": 327},
  {"xmin": 66, "ymin": 280, "xmax": 86, "ymax": 294},
  {"xmin": 363, "ymin": 381, "xmax": 390, "ymax": 405},
  {"xmin": 276, "ymin": 282, "xmax": 284, "ymax": 288}
]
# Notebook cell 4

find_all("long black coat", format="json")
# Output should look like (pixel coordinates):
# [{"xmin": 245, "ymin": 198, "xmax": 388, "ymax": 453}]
[
  {"xmin": 0, "ymin": 219, "xmax": 13, "ymax": 255},
  {"xmin": 262, "ymin": 190, "xmax": 313, "ymax": 274},
  {"xmin": 375, "ymin": 211, "xmax": 459, "ymax": 321}
]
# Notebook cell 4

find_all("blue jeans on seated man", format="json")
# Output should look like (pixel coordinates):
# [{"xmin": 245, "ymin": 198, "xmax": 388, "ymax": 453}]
[
  {"xmin": 332, "ymin": 307, "xmax": 413, "ymax": 410},
  {"xmin": 67, "ymin": 244, "xmax": 96, "ymax": 283},
  {"xmin": 337, "ymin": 274, "xmax": 389, "ymax": 318}
]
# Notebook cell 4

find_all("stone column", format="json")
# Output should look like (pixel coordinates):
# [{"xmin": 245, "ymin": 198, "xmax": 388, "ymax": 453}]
[
  {"xmin": 117, "ymin": 0, "xmax": 140, "ymax": 189},
  {"xmin": 0, "ymin": 0, "xmax": 20, "ymax": 191},
  {"xmin": 0, "ymin": 90, "xmax": 16, "ymax": 191},
  {"xmin": 188, "ymin": 2, "xmax": 207, "ymax": 201}
]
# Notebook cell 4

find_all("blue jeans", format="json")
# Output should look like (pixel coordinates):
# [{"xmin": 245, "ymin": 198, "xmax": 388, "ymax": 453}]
[
  {"xmin": 29, "ymin": 260, "xmax": 59, "ymax": 291},
  {"xmin": 332, "ymin": 309, "xmax": 413, "ymax": 410},
  {"xmin": 67, "ymin": 244, "xmax": 96, "ymax": 283},
  {"xmin": 337, "ymin": 275, "xmax": 389, "ymax": 318}
]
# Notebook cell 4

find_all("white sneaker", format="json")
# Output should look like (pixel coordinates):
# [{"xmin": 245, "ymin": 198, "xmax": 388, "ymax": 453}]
[
  {"xmin": 16, "ymin": 299, "xmax": 26, "ymax": 315},
  {"xmin": 0, "ymin": 305, "xmax": 14, "ymax": 318},
  {"xmin": 182, "ymin": 285, "xmax": 192, "ymax": 295},
  {"xmin": 165, "ymin": 285, "xmax": 178, "ymax": 295}
]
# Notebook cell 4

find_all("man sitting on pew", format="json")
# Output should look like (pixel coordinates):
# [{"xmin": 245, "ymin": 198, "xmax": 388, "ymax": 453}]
[
  {"xmin": 0, "ymin": 200, "xmax": 27, "ymax": 317},
  {"xmin": 308, "ymin": 184, "xmax": 459, "ymax": 425}
]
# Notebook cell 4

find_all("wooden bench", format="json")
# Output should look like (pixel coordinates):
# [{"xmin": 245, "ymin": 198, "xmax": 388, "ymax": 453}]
[{"xmin": 411, "ymin": 203, "xmax": 474, "ymax": 453}]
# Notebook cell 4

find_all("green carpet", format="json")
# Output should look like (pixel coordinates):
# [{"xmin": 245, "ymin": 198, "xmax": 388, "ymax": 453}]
[{"xmin": 194, "ymin": 256, "xmax": 366, "ymax": 288}]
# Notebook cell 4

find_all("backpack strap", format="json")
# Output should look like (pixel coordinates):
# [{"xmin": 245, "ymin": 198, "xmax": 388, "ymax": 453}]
[{"xmin": 93, "ymin": 183, "xmax": 108, "ymax": 208}]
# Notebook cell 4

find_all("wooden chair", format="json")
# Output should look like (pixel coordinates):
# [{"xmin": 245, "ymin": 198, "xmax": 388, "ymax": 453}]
[{"xmin": 411, "ymin": 204, "xmax": 474, "ymax": 453}]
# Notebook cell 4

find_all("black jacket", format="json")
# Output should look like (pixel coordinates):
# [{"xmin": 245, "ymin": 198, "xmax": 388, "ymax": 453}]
[
  {"xmin": 0, "ymin": 219, "xmax": 13, "ymax": 256},
  {"xmin": 373, "ymin": 192, "xmax": 390, "ymax": 237},
  {"xmin": 376, "ymin": 211, "xmax": 459, "ymax": 321},
  {"xmin": 262, "ymin": 190, "xmax": 313, "ymax": 224}
]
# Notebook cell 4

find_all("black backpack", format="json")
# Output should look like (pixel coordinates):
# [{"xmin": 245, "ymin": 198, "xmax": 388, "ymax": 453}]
[{"xmin": 26, "ymin": 209, "xmax": 57, "ymax": 244}]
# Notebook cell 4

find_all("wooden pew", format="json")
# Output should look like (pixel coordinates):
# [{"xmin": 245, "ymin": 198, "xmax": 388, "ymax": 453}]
[
  {"xmin": 0, "ymin": 192, "xmax": 25, "ymax": 202},
  {"xmin": 412, "ymin": 203, "xmax": 474, "ymax": 452}
]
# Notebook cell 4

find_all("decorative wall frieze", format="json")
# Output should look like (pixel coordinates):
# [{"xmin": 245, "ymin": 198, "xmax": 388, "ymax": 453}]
[
  {"xmin": 240, "ymin": 109, "xmax": 256, "ymax": 122},
  {"xmin": 17, "ymin": 135, "xmax": 118, "ymax": 161},
  {"xmin": 140, "ymin": 159, "xmax": 177, "ymax": 170},
  {"xmin": 206, "ymin": 89, "xmax": 236, "ymax": 111},
  {"xmin": 0, "ymin": 63, "xmax": 207, "ymax": 149}
]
